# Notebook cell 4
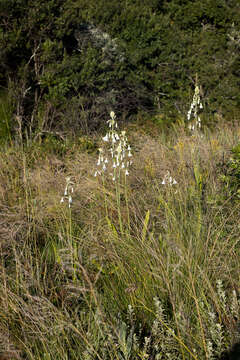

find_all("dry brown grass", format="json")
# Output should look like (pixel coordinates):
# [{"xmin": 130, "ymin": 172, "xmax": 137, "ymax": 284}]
[{"xmin": 0, "ymin": 120, "xmax": 240, "ymax": 359}]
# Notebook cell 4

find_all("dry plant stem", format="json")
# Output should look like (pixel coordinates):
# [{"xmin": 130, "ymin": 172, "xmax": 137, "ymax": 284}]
[
  {"xmin": 67, "ymin": 207, "xmax": 77, "ymax": 282},
  {"xmin": 102, "ymin": 175, "xmax": 108, "ymax": 218},
  {"xmin": 22, "ymin": 153, "xmax": 29, "ymax": 216},
  {"xmin": 188, "ymin": 259, "xmax": 208, "ymax": 358},
  {"xmin": 124, "ymin": 173, "xmax": 131, "ymax": 232},
  {"xmin": 116, "ymin": 181, "xmax": 123, "ymax": 236}
]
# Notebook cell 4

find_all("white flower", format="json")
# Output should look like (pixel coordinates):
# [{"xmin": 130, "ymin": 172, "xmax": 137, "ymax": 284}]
[
  {"xmin": 125, "ymin": 169, "xmax": 129, "ymax": 176},
  {"xmin": 103, "ymin": 134, "xmax": 109, "ymax": 142},
  {"xmin": 110, "ymin": 111, "xmax": 115, "ymax": 120},
  {"xmin": 188, "ymin": 123, "xmax": 195, "ymax": 131},
  {"xmin": 94, "ymin": 170, "xmax": 101, "ymax": 177},
  {"xmin": 60, "ymin": 197, "xmax": 64, "ymax": 203},
  {"xmin": 169, "ymin": 176, "xmax": 177, "ymax": 185},
  {"xmin": 197, "ymin": 116, "xmax": 201, "ymax": 128},
  {"xmin": 162, "ymin": 171, "xmax": 177, "ymax": 186}
]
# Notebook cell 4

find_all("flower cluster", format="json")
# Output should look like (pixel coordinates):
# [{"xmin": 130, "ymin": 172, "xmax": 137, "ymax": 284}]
[
  {"xmin": 161, "ymin": 170, "xmax": 177, "ymax": 186},
  {"xmin": 187, "ymin": 83, "xmax": 203, "ymax": 131},
  {"xmin": 60, "ymin": 176, "xmax": 74, "ymax": 208},
  {"xmin": 94, "ymin": 111, "xmax": 132, "ymax": 181}
]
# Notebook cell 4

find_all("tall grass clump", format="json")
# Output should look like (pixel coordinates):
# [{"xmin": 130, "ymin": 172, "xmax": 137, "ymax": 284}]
[{"xmin": 0, "ymin": 108, "xmax": 240, "ymax": 359}]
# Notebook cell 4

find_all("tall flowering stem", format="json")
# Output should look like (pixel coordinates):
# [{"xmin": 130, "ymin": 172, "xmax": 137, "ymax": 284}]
[
  {"xmin": 94, "ymin": 111, "xmax": 132, "ymax": 234},
  {"xmin": 60, "ymin": 176, "xmax": 77, "ymax": 280},
  {"xmin": 187, "ymin": 77, "xmax": 203, "ymax": 132},
  {"xmin": 60, "ymin": 177, "xmax": 74, "ymax": 241}
]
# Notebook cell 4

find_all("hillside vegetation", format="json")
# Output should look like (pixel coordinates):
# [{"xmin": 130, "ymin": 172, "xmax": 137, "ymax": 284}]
[
  {"xmin": 0, "ymin": 0, "xmax": 240, "ymax": 137},
  {"xmin": 0, "ymin": 1, "xmax": 240, "ymax": 359},
  {"xmin": 0, "ymin": 114, "xmax": 240, "ymax": 359}
]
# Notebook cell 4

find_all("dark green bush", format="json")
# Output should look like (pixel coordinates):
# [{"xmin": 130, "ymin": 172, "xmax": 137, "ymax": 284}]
[{"xmin": 0, "ymin": 0, "xmax": 239, "ymax": 138}]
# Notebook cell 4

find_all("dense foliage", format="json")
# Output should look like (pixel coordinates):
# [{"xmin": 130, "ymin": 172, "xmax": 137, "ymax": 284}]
[{"xmin": 0, "ymin": 0, "xmax": 239, "ymax": 136}]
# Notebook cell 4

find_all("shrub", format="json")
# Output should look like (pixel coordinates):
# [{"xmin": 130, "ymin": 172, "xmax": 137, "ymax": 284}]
[{"xmin": 1, "ymin": 0, "xmax": 240, "ymax": 139}]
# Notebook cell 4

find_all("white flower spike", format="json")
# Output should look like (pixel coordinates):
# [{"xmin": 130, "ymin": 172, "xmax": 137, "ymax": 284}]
[
  {"xmin": 94, "ymin": 111, "xmax": 133, "ymax": 182},
  {"xmin": 187, "ymin": 78, "xmax": 203, "ymax": 132},
  {"xmin": 61, "ymin": 177, "xmax": 74, "ymax": 207}
]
